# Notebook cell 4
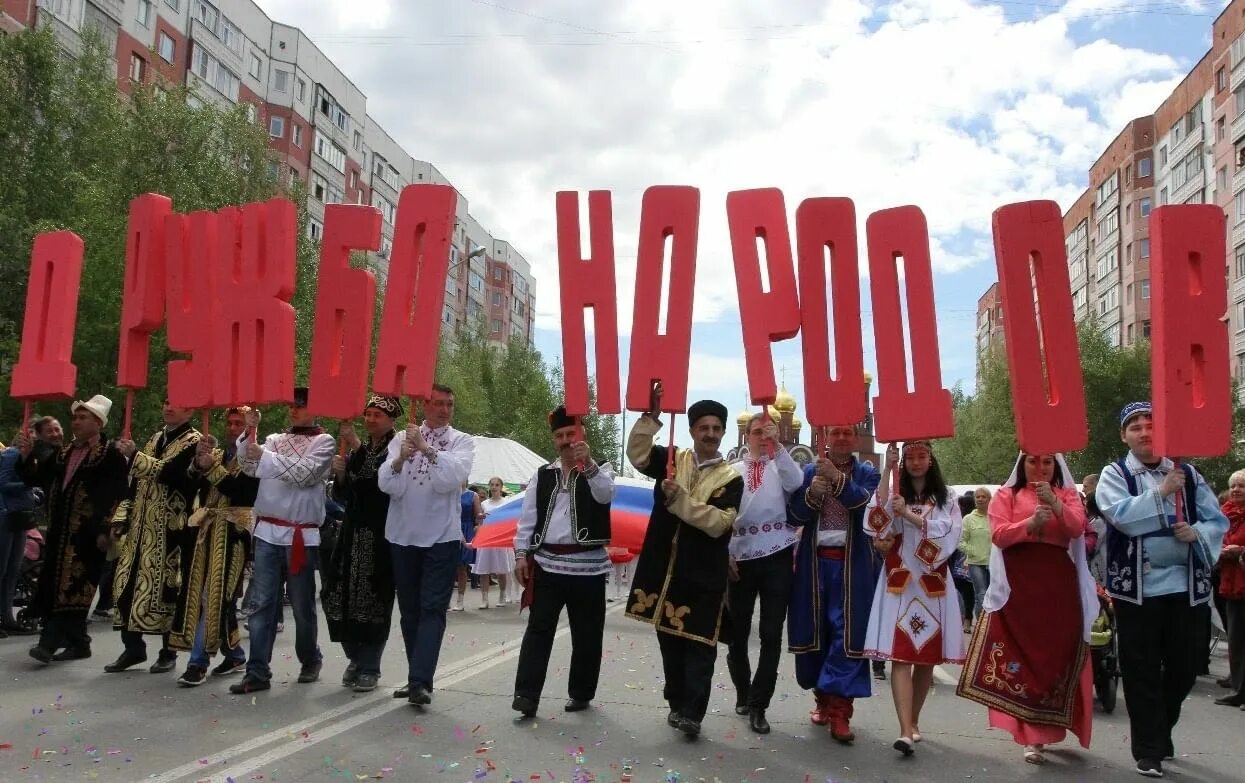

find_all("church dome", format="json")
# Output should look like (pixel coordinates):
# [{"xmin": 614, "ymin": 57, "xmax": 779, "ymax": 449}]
[
  {"xmin": 774, "ymin": 385, "xmax": 797, "ymax": 413},
  {"xmin": 736, "ymin": 408, "xmax": 753, "ymax": 426},
  {"xmin": 791, "ymin": 415, "xmax": 803, "ymax": 431},
  {"xmin": 863, "ymin": 370, "xmax": 873, "ymax": 384}
]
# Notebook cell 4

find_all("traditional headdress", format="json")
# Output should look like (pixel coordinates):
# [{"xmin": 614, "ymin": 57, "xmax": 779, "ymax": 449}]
[
  {"xmin": 548, "ymin": 405, "xmax": 578, "ymax": 431},
  {"xmin": 365, "ymin": 394, "xmax": 403, "ymax": 419},
  {"xmin": 1119, "ymin": 401, "xmax": 1152, "ymax": 428},
  {"xmin": 687, "ymin": 399, "xmax": 728, "ymax": 428}
]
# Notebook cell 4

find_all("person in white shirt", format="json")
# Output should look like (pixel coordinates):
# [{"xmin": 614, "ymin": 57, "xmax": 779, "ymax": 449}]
[
  {"xmin": 229, "ymin": 387, "xmax": 336, "ymax": 694},
  {"xmin": 725, "ymin": 413, "xmax": 804, "ymax": 734},
  {"xmin": 377, "ymin": 383, "xmax": 474, "ymax": 707},
  {"xmin": 510, "ymin": 405, "xmax": 616, "ymax": 717}
]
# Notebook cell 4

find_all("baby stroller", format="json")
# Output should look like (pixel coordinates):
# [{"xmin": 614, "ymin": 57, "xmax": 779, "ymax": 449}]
[
  {"xmin": 13, "ymin": 528, "xmax": 45, "ymax": 632},
  {"xmin": 1089, "ymin": 584, "xmax": 1120, "ymax": 713}
]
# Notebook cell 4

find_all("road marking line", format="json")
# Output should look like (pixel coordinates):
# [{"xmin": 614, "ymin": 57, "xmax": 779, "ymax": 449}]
[{"xmin": 154, "ymin": 603, "xmax": 624, "ymax": 783}]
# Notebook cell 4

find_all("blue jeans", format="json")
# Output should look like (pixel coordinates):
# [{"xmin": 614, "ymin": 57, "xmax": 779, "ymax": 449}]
[
  {"xmin": 969, "ymin": 564, "xmax": 990, "ymax": 620},
  {"xmin": 189, "ymin": 598, "xmax": 245, "ymax": 669},
  {"xmin": 0, "ymin": 518, "xmax": 25, "ymax": 623},
  {"xmin": 245, "ymin": 538, "xmax": 321, "ymax": 681},
  {"xmin": 391, "ymin": 540, "xmax": 458, "ymax": 690}
]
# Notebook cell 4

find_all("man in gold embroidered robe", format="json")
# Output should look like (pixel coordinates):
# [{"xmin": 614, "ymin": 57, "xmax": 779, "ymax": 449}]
[
  {"xmin": 170, "ymin": 407, "xmax": 258, "ymax": 685},
  {"xmin": 109, "ymin": 402, "xmax": 201, "ymax": 674},
  {"xmin": 627, "ymin": 395, "xmax": 743, "ymax": 739}
]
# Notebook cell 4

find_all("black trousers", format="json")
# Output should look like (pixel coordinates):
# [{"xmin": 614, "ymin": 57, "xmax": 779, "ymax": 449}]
[
  {"xmin": 726, "ymin": 546, "xmax": 793, "ymax": 709},
  {"xmin": 122, "ymin": 630, "xmax": 175, "ymax": 659},
  {"xmin": 658, "ymin": 631, "xmax": 718, "ymax": 722},
  {"xmin": 1115, "ymin": 595, "xmax": 1210, "ymax": 761},
  {"xmin": 1225, "ymin": 598, "xmax": 1245, "ymax": 698},
  {"xmin": 39, "ymin": 610, "xmax": 90, "ymax": 652},
  {"xmin": 94, "ymin": 559, "xmax": 116, "ymax": 613},
  {"xmin": 513, "ymin": 569, "xmax": 606, "ymax": 703}
]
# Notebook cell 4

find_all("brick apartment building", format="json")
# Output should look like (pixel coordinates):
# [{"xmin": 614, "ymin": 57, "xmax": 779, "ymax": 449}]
[{"xmin": 0, "ymin": 0, "xmax": 536, "ymax": 348}]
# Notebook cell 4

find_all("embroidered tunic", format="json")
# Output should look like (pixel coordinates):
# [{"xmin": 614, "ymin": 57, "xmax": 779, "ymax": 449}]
[
  {"xmin": 113, "ymin": 422, "xmax": 202, "ymax": 636},
  {"xmin": 324, "ymin": 431, "xmax": 397, "ymax": 645},
  {"xmin": 728, "ymin": 448, "xmax": 803, "ymax": 561},
  {"xmin": 377, "ymin": 424, "xmax": 475, "ymax": 547},
  {"xmin": 861, "ymin": 495, "xmax": 964, "ymax": 664},
  {"xmin": 514, "ymin": 461, "xmax": 616, "ymax": 576},
  {"xmin": 19, "ymin": 437, "xmax": 129, "ymax": 616},
  {"xmin": 625, "ymin": 415, "xmax": 743, "ymax": 646},
  {"xmin": 240, "ymin": 429, "xmax": 336, "ymax": 546}
]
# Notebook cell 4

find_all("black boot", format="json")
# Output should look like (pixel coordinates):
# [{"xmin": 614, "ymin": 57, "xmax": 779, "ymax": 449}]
[{"xmin": 748, "ymin": 708, "xmax": 770, "ymax": 734}]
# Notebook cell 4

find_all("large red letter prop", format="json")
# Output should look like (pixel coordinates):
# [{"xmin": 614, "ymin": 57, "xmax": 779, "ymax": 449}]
[
  {"xmin": 10, "ymin": 231, "xmax": 84, "ymax": 400},
  {"xmin": 212, "ymin": 199, "xmax": 297, "ymax": 406},
  {"xmin": 866, "ymin": 206, "xmax": 953, "ymax": 442},
  {"xmin": 625, "ymin": 186, "xmax": 700, "ymax": 412},
  {"xmin": 992, "ymin": 201, "xmax": 1087, "ymax": 454},
  {"xmin": 728, "ymin": 188, "xmax": 800, "ymax": 405},
  {"xmin": 165, "ymin": 211, "xmax": 218, "ymax": 409},
  {"xmin": 557, "ymin": 191, "xmax": 621, "ymax": 416},
  {"xmin": 308, "ymin": 204, "xmax": 381, "ymax": 419},
  {"xmin": 1150, "ymin": 205, "xmax": 1230, "ymax": 457},
  {"xmin": 374, "ymin": 184, "xmax": 457, "ymax": 400},
  {"xmin": 796, "ymin": 198, "xmax": 865, "ymax": 427},
  {"xmin": 117, "ymin": 193, "xmax": 171, "ymax": 389}
]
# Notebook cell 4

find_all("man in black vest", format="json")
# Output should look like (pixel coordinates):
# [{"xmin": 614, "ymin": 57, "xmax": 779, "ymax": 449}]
[{"xmin": 511, "ymin": 405, "xmax": 616, "ymax": 717}]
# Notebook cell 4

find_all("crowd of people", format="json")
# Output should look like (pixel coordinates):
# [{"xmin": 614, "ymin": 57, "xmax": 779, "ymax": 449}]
[{"xmin": 0, "ymin": 390, "xmax": 1240, "ymax": 779}]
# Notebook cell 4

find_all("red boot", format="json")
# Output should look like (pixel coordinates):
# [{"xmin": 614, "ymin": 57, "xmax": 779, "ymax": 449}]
[
  {"xmin": 809, "ymin": 691, "xmax": 831, "ymax": 726},
  {"xmin": 827, "ymin": 695, "xmax": 856, "ymax": 744}
]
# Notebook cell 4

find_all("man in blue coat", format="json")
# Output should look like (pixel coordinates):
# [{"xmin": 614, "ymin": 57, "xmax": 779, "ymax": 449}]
[{"xmin": 787, "ymin": 424, "xmax": 881, "ymax": 744}]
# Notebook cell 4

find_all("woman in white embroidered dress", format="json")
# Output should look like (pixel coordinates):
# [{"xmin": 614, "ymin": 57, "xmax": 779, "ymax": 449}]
[
  {"xmin": 863, "ymin": 440, "xmax": 964, "ymax": 756},
  {"xmin": 473, "ymin": 477, "xmax": 514, "ymax": 606}
]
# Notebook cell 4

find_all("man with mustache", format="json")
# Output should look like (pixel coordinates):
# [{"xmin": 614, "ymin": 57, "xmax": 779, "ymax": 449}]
[
  {"xmin": 510, "ymin": 405, "xmax": 616, "ymax": 717},
  {"xmin": 627, "ymin": 389, "xmax": 743, "ymax": 739},
  {"xmin": 1097, "ymin": 401, "xmax": 1227, "ymax": 778}
]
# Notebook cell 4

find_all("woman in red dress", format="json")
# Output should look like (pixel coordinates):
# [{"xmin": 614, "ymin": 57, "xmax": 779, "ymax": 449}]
[
  {"xmin": 956, "ymin": 453, "xmax": 1097, "ymax": 766},
  {"xmin": 1215, "ymin": 469, "xmax": 1245, "ymax": 707}
]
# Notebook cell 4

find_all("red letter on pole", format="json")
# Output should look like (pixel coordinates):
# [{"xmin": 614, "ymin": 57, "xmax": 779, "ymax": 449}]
[
  {"xmin": 625, "ymin": 186, "xmax": 700, "ymax": 413},
  {"xmin": 10, "ymin": 231, "xmax": 84, "ymax": 400},
  {"xmin": 373, "ymin": 184, "xmax": 457, "ymax": 401},
  {"xmin": 1150, "ymin": 205, "xmax": 1231, "ymax": 457},
  {"xmin": 797, "ymin": 198, "xmax": 865, "ymax": 428},
  {"xmin": 992, "ymin": 201, "xmax": 1087, "ymax": 454},
  {"xmin": 117, "ymin": 193, "xmax": 172, "ymax": 389},
  {"xmin": 557, "ymin": 190, "xmax": 621, "ymax": 416},
  {"xmin": 165, "ymin": 211, "xmax": 219, "ymax": 409},
  {"xmin": 866, "ymin": 206, "xmax": 953, "ymax": 442},
  {"xmin": 728, "ymin": 188, "xmax": 800, "ymax": 405},
  {"xmin": 211, "ymin": 199, "xmax": 297, "ymax": 406},
  {"xmin": 307, "ymin": 204, "xmax": 381, "ymax": 419}
]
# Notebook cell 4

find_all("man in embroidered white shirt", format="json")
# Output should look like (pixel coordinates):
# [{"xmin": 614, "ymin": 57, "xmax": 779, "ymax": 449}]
[
  {"xmin": 725, "ymin": 413, "xmax": 804, "ymax": 733},
  {"xmin": 377, "ymin": 383, "xmax": 475, "ymax": 707},
  {"xmin": 229, "ymin": 387, "xmax": 336, "ymax": 694},
  {"xmin": 510, "ymin": 405, "xmax": 616, "ymax": 718}
]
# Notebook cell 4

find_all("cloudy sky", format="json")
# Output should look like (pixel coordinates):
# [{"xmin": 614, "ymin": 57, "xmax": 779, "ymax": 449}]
[{"xmin": 258, "ymin": 0, "xmax": 1222, "ymax": 421}]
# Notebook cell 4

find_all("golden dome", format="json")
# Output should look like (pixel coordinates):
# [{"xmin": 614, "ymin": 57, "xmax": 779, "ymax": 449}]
[
  {"xmin": 791, "ymin": 415, "xmax": 803, "ymax": 430},
  {"xmin": 863, "ymin": 371, "xmax": 873, "ymax": 384},
  {"xmin": 774, "ymin": 385, "xmax": 797, "ymax": 413},
  {"xmin": 736, "ymin": 409, "xmax": 753, "ymax": 426}
]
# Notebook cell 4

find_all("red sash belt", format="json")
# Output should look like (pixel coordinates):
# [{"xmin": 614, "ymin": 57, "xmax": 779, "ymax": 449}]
[
  {"xmin": 257, "ymin": 516, "xmax": 318, "ymax": 575},
  {"xmin": 817, "ymin": 546, "xmax": 846, "ymax": 560}
]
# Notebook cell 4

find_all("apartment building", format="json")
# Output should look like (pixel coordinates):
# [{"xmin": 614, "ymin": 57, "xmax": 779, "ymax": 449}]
[
  {"xmin": 1216, "ymin": 4, "xmax": 1245, "ymax": 387},
  {"xmin": 7, "ymin": 0, "xmax": 536, "ymax": 346},
  {"xmin": 975, "ymin": 282, "xmax": 1004, "ymax": 361}
]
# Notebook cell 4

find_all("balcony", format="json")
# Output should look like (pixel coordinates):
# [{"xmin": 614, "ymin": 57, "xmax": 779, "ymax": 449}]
[
  {"xmin": 93, "ymin": 0, "xmax": 124, "ymax": 23},
  {"xmin": 1233, "ymin": 275, "xmax": 1245, "ymax": 302},
  {"xmin": 1234, "ymin": 57, "xmax": 1245, "ymax": 93}
]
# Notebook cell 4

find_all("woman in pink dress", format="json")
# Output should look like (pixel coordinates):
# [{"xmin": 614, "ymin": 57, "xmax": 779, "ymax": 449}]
[{"xmin": 956, "ymin": 453, "xmax": 1097, "ymax": 766}]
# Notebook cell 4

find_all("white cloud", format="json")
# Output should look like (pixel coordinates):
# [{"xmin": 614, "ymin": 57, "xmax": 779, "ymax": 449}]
[{"xmin": 254, "ymin": 0, "xmax": 1192, "ymax": 340}]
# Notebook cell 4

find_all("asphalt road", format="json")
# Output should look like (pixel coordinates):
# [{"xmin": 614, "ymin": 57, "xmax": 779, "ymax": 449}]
[{"xmin": 1, "ymin": 593, "xmax": 1240, "ymax": 783}]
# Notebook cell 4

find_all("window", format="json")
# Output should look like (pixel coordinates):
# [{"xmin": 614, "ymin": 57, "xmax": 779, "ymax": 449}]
[
  {"xmin": 353, "ymin": 130, "xmax": 362, "ymax": 151},
  {"xmin": 1127, "ymin": 323, "xmax": 1134, "ymax": 343},
  {"xmin": 470, "ymin": 272, "xmax": 484, "ymax": 291},
  {"xmin": 1125, "ymin": 164, "xmax": 1132, "ymax": 186},
  {"xmin": 295, "ymin": 78, "xmax": 306, "ymax": 102},
  {"xmin": 193, "ymin": 1, "xmax": 242, "ymax": 55},
  {"xmin": 268, "ymin": 116, "xmax": 284, "ymax": 138},
  {"xmin": 1171, "ymin": 119, "xmax": 1183, "ymax": 147},
  {"xmin": 513, "ymin": 275, "xmax": 527, "ymax": 293},
  {"xmin": 312, "ymin": 174, "xmax": 327, "ymax": 202},
  {"xmin": 1139, "ymin": 198, "xmax": 1152, "ymax": 218},
  {"xmin": 1159, "ymin": 145, "xmax": 1168, "ymax": 166},
  {"xmin": 445, "ymin": 276, "xmax": 457, "ymax": 296},
  {"xmin": 136, "ymin": 0, "xmax": 152, "ymax": 26},
  {"xmin": 1219, "ymin": 66, "xmax": 1228, "ymax": 92},
  {"xmin": 1138, "ymin": 157, "xmax": 1151, "ymax": 178},
  {"xmin": 1219, "ymin": 167, "xmax": 1228, "ymax": 194},
  {"xmin": 273, "ymin": 69, "xmax": 289, "ymax": 94},
  {"xmin": 492, "ymin": 267, "xmax": 504, "ymax": 281},
  {"xmin": 1140, "ymin": 239, "xmax": 1150, "ymax": 258},
  {"xmin": 292, "ymin": 125, "xmax": 303, "ymax": 147},
  {"xmin": 1142, "ymin": 321, "xmax": 1151, "ymax": 339},
  {"xmin": 1095, "ymin": 210, "xmax": 1118, "ymax": 242},
  {"xmin": 308, "ymin": 218, "xmax": 323, "ymax": 241},
  {"xmin": 332, "ymin": 105, "xmax": 349, "ymax": 132},
  {"xmin": 492, "ymin": 292, "xmax": 502, "ymax": 306},
  {"xmin": 244, "ymin": 103, "xmax": 256, "ymax": 123},
  {"xmin": 165, "ymin": 0, "xmax": 180, "ymax": 10},
  {"xmin": 379, "ymin": 238, "xmax": 392, "ymax": 258},
  {"xmin": 158, "ymin": 32, "xmax": 175, "ymax": 63},
  {"xmin": 220, "ymin": 19, "xmax": 242, "ymax": 55},
  {"xmin": 1236, "ymin": 244, "xmax": 1245, "ymax": 279},
  {"xmin": 129, "ymin": 53, "xmax": 145, "ymax": 83},
  {"xmin": 443, "ymin": 307, "xmax": 453, "ymax": 325},
  {"xmin": 193, "ymin": 0, "xmax": 219, "ymax": 31},
  {"xmin": 326, "ymin": 183, "xmax": 343, "ymax": 204},
  {"xmin": 191, "ymin": 44, "xmax": 240, "ymax": 100},
  {"xmin": 1237, "ymin": 190, "xmax": 1245, "ymax": 222},
  {"xmin": 1127, "ymin": 283, "xmax": 1133, "ymax": 301},
  {"xmin": 1095, "ymin": 175, "xmax": 1118, "ymax": 206},
  {"xmin": 1218, "ymin": 116, "xmax": 1227, "ymax": 142},
  {"xmin": 1236, "ymin": 84, "xmax": 1245, "ymax": 117},
  {"xmin": 372, "ymin": 193, "xmax": 395, "ymax": 224},
  {"xmin": 1159, "ymin": 186, "xmax": 1168, "ymax": 205},
  {"xmin": 248, "ymin": 53, "xmax": 261, "ymax": 79},
  {"xmin": 266, "ymin": 161, "xmax": 278, "ymax": 181},
  {"xmin": 1233, "ymin": 35, "xmax": 1245, "ymax": 68},
  {"xmin": 313, "ymin": 132, "xmax": 347, "ymax": 172},
  {"xmin": 376, "ymin": 160, "xmax": 400, "ymax": 189},
  {"xmin": 491, "ymin": 319, "xmax": 503, "ymax": 334},
  {"xmin": 1141, "ymin": 279, "xmax": 1150, "ymax": 299}
]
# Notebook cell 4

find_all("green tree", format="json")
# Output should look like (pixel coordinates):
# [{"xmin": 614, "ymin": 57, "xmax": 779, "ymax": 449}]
[{"xmin": 0, "ymin": 27, "xmax": 317, "ymax": 438}]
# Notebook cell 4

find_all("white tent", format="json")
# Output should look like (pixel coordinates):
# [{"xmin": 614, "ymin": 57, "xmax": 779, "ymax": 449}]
[{"xmin": 470, "ymin": 436, "xmax": 549, "ymax": 488}]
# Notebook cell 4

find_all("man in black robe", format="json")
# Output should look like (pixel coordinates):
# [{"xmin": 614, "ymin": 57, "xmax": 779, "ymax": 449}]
[
  {"xmin": 323, "ymin": 394, "xmax": 401, "ymax": 692},
  {"xmin": 627, "ymin": 394, "xmax": 743, "ymax": 739},
  {"xmin": 16, "ymin": 396, "xmax": 129, "ymax": 663}
]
